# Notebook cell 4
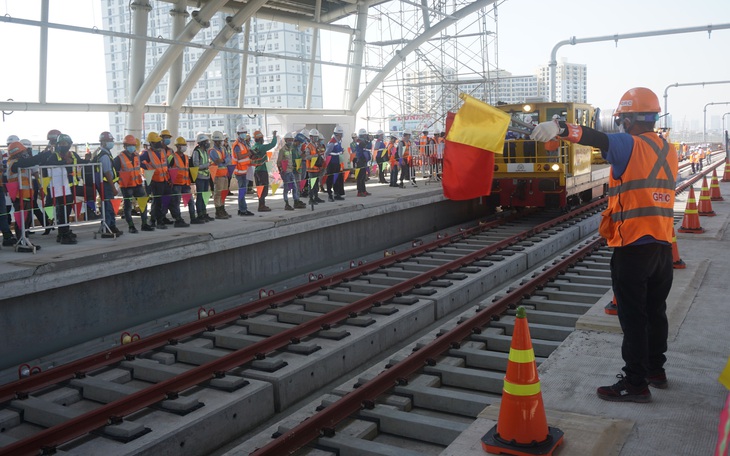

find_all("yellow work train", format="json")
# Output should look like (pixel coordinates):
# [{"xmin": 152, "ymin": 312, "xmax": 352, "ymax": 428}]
[{"xmin": 487, "ymin": 101, "xmax": 610, "ymax": 209}]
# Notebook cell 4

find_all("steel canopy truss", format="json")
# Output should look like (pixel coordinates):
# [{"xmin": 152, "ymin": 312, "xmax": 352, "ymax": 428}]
[{"xmin": 0, "ymin": 0, "xmax": 500, "ymax": 135}]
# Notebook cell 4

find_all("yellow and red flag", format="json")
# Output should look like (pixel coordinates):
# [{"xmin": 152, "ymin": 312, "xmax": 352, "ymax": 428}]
[{"xmin": 443, "ymin": 93, "xmax": 510, "ymax": 200}]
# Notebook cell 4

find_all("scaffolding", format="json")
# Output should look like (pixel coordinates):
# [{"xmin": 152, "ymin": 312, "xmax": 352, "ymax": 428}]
[{"xmin": 357, "ymin": 0, "xmax": 501, "ymax": 132}]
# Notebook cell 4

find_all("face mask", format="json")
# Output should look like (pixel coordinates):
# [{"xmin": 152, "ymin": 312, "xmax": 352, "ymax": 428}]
[
  {"xmin": 105, "ymin": 141, "xmax": 115, "ymax": 150},
  {"xmin": 180, "ymin": 146, "xmax": 188, "ymax": 153},
  {"xmin": 238, "ymin": 133, "xmax": 247, "ymax": 140},
  {"xmin": 56, "ymin": 146, "xmax": 71, "ymax": 154},
  {"xmin": 125, "ymin": 145, "xmax": 136, "ymax": 153},
  {"xmin": 163, "ymin": 138, "xmax": 171, "ymax": 145}
]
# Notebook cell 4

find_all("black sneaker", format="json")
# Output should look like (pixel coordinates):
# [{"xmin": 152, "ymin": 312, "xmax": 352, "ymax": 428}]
[
  {"xmin": 328, "ymin": 195, "xmax": 335, "ymax": 202},
  {"xmin": 190, "ymin": 217, "xmax": 205, "ymax": 225},
  {"xmin": 597, "ymin": 374, "xmax": 651, "ymax": 403},
  {"xmin": 141, "ymin": 223, "xmax": 155, "ymax": 231},
  {"xmin": 156, "ymin": 222, "xmax": 168, "ymax": 230},
  {"xmin": 646, "ymin": 372, "xmax": 668, "ymax": 389},
  {"xmin": 161, "ymin": 217, "xmax": 174, "ymax": 225},
  {"xmin": 174, "ymin": 219, "xmax": 190, "ymax": 228},
  {"xmin": 2, "ymin": 236, "xmax": 17, "ymax": 246},
  {"xmin": 129, "ymin": 226, "xmax": 139, "ymax": 234},
  {"xmin": 334, "ymin": 195, "xmax": 344, "ymax": 201}
]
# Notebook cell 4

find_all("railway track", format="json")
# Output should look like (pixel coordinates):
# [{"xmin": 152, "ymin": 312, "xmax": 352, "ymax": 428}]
[
  {"xmin": 232, "ymin": 236, "xmax": 611, "ymax": 456},
  {"xmin": 0, "ymin": 199, "xmax": 605, "ymax": 456}
]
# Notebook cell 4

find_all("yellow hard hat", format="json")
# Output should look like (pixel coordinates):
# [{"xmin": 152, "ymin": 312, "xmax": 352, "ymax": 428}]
[
  {"xmin": 160, "ymin": 129, "xmax": 172, "ymax": 137},
  {"xmin": 175, "ymin": 136, "xmax": 187, "ymax": 146},
  {"xmin": 147, "ymin": 131, "xmax": 162, "ymax": 143}
]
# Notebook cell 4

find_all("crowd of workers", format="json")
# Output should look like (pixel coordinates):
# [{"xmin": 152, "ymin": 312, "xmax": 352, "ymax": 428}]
[{"xmin": 0, "ymin": 126, "xmax": 446, "ymax": 249}]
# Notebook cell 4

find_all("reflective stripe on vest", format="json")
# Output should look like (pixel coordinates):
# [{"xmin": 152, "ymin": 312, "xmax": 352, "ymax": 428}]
[
  {"xmin": 118, "ymin": 153, "xmax": 143, "ymax": 188},
  {"xmin": 231, "ymin": 141, "xmax": 250, "ymax": 175},
  {"xmin": 601, "ymin": 134, "xmax": 677, "ymax": 246},
  {"xmin": 95, "ymin": 149, "xmax": 119, "ymax": 183},
  {"xmin": 148, "ymin": 150, "xmax": 169, "ymax": 182},
  {"xmin": 170, "ymin": 153, "xmax": 191, "ymax": 186}
]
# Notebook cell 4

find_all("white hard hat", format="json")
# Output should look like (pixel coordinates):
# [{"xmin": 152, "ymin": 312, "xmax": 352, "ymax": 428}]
[
  {"xmin": 309, "ymin": 128, "xmax": 320, "ymax": 137},
  {"xmin": 20, "ymin": 139, "xmax": 32, "ymax": 148},
  {"xmin": 211, "ymin": 131, "xmax": 225, "ymax": 141},
  {"xmin": 333, "ymin": 125, "xmax": 344, "ymax": 135},
  {"xmin": 196, "ymin": 133, "xmax": 210, "ymax": 143},
  {"xmin": 351, "ymin": 132, "xmax": 357, "ymax": 138},
  {"xmin": 236, "ymin": 123, "xmax": 247, "ymax": 133},
  {"xmin": 300, "ymin": 129, "xmax": 309, "ymax": 136},
  {"xmin": 358, "ymin": 128, "xmax": 368, "ymax": 136},
  {"xmin": 376, "ymin": 129, "xmax": 384, "ymax": 136},
  {"xmin": 284, "ymin": 131, "xmax": 294, "ymax": 139},
  {"xmin": 6, "ymin": 135, "xmax": 19, "ymax": 145}
]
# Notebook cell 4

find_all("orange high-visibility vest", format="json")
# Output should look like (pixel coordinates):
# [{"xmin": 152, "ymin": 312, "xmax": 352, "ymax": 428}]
[
  {"xmin": 6, "ymin": 156, "xmax": 33, "ymax": 200},
  {"xmin": 147, "ymin": 150, "xmax": 170, "ymax": 183},
  {"xmin": 231, "ymin": 140, "xmax": 251, "ymax": 175},
  {"xmin": 305, "ymin": 143, "xmax": 321, "ymax": 173},
  {"xmin": 118, "ymin": 152, "xmax": 143, "ymax": 188},
  {"xmin": 388, "ymin": 141, "xmax": 398, "ymax": 166},
  {"xmin": 170, "ymin": 152, "xmax": 191, "ymax": 186},
  {"xmin": 599, "ymin": 133, "xmax": 677, "ymax": 247},
  {"xmin": 209, "ymin": 147, "xmax": 229, "ymax": 177}
]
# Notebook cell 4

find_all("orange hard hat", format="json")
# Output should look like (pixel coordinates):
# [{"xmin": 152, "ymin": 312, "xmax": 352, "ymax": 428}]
[
  {"xmin": 253, "ymin": 130, "xmax": 264, "ymax": 139},
  {"xmin": 123, "ymin": 134, "xmax": 136, "ymax": 145},
  {"xmin": 7, "ymin": 141, "xmax": 27, "ymax": 157},
  {"xmin": 614, "ymin": 87, "xmax": 661, "ymax": 116}
]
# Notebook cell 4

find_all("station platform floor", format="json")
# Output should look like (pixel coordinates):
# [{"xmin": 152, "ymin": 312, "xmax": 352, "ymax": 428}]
[{"xmin": 445, "ymin": 175, "xmax": 730, "ymax": 455}]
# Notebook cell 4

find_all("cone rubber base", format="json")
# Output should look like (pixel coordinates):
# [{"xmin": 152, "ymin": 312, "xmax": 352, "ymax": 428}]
[
  {"xmin": 673, "ymin": 260, "xmax": 686, "ymax": 269},
  {"xmin": 698, "ymin": 211, "xmax": 716, "ymax": 216},
  {"xmin": 678, "ymin": 227, "xmax": 704, "ymax": 234},
  {"xmin": 604, "ymin": 302, "xmax": 618, "ymax": 315},
  {"xmin": 482, "ymin": 424, "xmax": 564, "ymax": 456}
]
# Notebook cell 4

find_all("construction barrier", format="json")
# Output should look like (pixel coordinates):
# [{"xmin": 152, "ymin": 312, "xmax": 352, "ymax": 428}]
[{"xmin": 482, "ymin": 306, "xmax": 564, "ymax": 456}]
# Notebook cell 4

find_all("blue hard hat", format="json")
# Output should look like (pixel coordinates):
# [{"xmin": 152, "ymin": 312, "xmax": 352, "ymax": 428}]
[{"xmin": 294, "ymin": 133, "xmax": 308, "ymax": 143}]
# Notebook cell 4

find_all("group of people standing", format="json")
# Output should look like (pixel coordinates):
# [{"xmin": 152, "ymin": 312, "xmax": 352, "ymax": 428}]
[{"xmin": 1, "ymin": 124, "xmax": 443, "ymax": 249}]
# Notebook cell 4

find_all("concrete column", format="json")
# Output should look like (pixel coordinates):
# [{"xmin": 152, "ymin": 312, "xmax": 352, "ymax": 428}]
[
  {"xmin": 346, "ymin": 2, "xmax": 368, "ymax": 110},
  {"xmin": 127, "ymin": 0, "xmax": 153, "ymax": 139},
  {"xmin": 166, "ymin": 2, "xmax": 189, "ymax": 138}
]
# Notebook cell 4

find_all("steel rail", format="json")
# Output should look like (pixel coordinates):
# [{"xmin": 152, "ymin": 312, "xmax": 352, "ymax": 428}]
[
  {"xmin": 250, "ymin": 236, "xmax": 607, "ymax": 455},
  {"xmin": 675, "ymin": 159, "xmax": 725, "ymax": 194},
  {"xmin": 0, "ymin": 202, "xmax": 603, "ymax": 456},
  {"xmin": 0, "ymin": 214, "xmax": 516, "ymax": 405}
]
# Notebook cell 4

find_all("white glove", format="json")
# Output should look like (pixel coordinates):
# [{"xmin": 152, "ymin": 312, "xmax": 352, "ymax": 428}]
[{"xmin": 530, "ymin": 120, "xmax": 560, "ymax": 142}]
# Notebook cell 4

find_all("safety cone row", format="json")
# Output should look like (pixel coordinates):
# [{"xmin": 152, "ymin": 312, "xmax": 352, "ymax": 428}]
[
  {"xmin": 678, "ymin": 186, "xmax": 704, "ymax": 233},
  {"xmin": 672, "ymin": 228, "xmax": 686, "ymax": 269},
  {"xmin": 482, "ymin": 306, "xmax": 563, "ymax": 456},
  {"xmin": 697, "ymin": 177, "xmax": 716, "ymax": 216},
  {"xmin": 604, "ymin": 295, "xmax": 618, "ymax": 315},
  {"xmin": 722, "ymin": 158, "xmax": 730, "ymax": 182},
  {"xmin": 710, "ymin": 170, "xmax": 724, "ymax": 201}
]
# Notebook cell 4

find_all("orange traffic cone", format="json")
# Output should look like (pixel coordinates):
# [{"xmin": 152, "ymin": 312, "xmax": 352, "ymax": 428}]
[
  {"xmin": 678, "ymin": 187, "xmax": 704, "ymax": 233},
  {"xmin": 604, "ymin": 295, "xmax": 618, "ymax": 315},
  {"xmin": 482, "ymin": 307, "xmax": 563, "ymax": 456},
  {"xmin": 671, "ymin": 228, "xmax": 686, "ymax": 269},
  {"xmin": 710, "ymin": 170, "xmax": 724, "ymax": 201},
  {"xmin": 722, "ymin": 158, "xmax": 730, "ymax": 182},
  {"xmin": 697, "ymin": 177, "xmax": 716, "ymax": 216}
]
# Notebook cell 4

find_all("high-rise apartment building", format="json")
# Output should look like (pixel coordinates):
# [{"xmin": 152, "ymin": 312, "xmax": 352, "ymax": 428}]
[
  {"xmin": 537, "ymin": 59, "xmax": 587, "ymax": 103},
  {"xmin": 101, "ymin": 1, "xmax": 322, "ymax": 140}
]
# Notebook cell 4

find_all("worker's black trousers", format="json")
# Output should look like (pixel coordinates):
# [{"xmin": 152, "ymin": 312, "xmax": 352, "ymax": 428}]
[{"xmin": 611, "ymin": 242, "xmax": 673, "ymax": 385}]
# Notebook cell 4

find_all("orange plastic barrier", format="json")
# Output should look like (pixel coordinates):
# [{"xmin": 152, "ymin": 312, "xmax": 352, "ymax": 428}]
[{"xmin": 481, "ymin": 306, "xmax": 563, "ymax": 456}]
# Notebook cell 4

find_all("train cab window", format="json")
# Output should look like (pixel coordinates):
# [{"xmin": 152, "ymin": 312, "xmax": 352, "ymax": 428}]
[{"xmin": 546, "ymin": 108, "xmax": 566, "ymax": 121}]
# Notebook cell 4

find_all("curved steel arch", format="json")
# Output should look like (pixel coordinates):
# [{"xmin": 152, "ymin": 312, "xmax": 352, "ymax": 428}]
[{"xmin": 350, "ymin": 0, "xmax": 497, "ymax": 114}]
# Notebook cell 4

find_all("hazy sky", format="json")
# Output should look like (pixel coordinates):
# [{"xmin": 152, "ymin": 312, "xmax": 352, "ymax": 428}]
[{"xmin": 0, "ymin": 0, "xmax": 728, "ymax": 143}]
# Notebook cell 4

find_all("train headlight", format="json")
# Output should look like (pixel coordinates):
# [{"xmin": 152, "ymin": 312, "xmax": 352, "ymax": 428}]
[
  {"xmin": 523, "ymin": 104, "xmax": 533, "ymax": 113},
  {"xmin": 551, "ymin": 164, "xmax": 560, "ymax": 171}
]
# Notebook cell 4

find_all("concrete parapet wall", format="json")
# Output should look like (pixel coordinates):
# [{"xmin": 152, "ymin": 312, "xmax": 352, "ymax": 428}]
[{"xmin": 1, "ymin": 193, "xmax": 488, "ymax": 371}]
